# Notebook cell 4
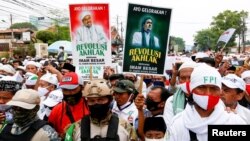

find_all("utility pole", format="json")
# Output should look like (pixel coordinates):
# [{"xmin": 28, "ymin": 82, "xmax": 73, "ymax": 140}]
[
  {"xmin": 238, "ymin": 33, "xmax": 241, "ymax": 54},
  {"xmin": 242, "ymin": 17, "xmax": 246, "ymax": 53},
  {"xmin": 10, "ymin": 14, "xmax": 14, "ymax": 58},
  {"xmin": 120, "ymin": 22, "xmax": 123, "ymax": 40},
  {"xmin": 116, "ymin": 15, "xmax": 119, "ymax": 35}
]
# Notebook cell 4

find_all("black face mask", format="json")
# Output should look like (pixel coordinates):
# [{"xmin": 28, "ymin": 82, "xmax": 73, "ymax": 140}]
[
  {"xmin": 153, "ymin": 81, "xmax": 165, "ymax": 87},
  {"xmin": 89, "ymin": 102, "xmax": 110, "ymax": 121},
  {"xmin": 144, "ymin": 79, "xmax": 152, "ymax": 85},
  {"xmin": 63, "ymin": 91, "xmax": 82, "ymax": 105},
  {"xmin": 146, "ymin": 98, "xmax": 161, "ymax": 111}
]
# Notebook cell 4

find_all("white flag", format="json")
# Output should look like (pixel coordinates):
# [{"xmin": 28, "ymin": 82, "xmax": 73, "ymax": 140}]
[{"xmin": 217, "ymin": 28, "xmax": 236, "ymax": 43}]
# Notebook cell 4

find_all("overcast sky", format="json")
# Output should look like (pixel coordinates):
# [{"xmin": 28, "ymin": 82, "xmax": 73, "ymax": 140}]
[{"xmin": 1, "ymin": 0, "xmax": 249, "ymax": 45}]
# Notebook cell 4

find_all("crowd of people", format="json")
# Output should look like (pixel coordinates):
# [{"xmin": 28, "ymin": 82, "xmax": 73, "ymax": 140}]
[{"xmin": 0, "ymin": 50, "xmax": 249, "ymax": 141}]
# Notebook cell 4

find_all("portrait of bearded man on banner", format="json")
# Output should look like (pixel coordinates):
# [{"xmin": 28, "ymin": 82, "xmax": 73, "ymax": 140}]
[{"xmin": 132, "ymin": 16, "xmax": 160, "ymax": 48}]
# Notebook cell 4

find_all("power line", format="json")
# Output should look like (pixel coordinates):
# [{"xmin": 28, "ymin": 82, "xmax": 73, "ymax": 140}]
[
  {"xmin": 0, "ymin": 8, "xmax": 29, "ymax": 18},
  {"xmin": 0, "ymin": 4, "xmax": 30, "ymax": 13}
]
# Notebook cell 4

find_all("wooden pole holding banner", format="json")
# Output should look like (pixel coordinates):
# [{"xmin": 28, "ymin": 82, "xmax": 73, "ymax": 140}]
[
  {"xmin": 138, "ymin": 75, "xmax": 144, "ymax": 94},
  {"xmin": 89, "ymin": 65, "xmax": 93, "ymax": 81}
]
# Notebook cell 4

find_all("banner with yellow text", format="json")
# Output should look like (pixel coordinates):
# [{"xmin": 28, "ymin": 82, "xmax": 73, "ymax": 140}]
[
  {"xmin": 123, "ymin": 3, "xmax": 172, "ymax": 75},
  {"xmin": 69, "ymin": 4, "xmax": 111, "ymax": 79}
]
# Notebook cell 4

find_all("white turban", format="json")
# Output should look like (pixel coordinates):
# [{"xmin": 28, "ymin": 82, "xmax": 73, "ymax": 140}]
[
  {"xmin": 80, "ymin": 11, "xmax": 92, "ymax": 20},
  {"xmin": 190, "ymin": 63, "xmax": 221, "ymax": 91}
]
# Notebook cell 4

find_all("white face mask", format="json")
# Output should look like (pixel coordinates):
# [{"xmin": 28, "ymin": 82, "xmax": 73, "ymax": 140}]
[
  {"xmin": 119, "ymin": 94, "xmax": 133, "ymax": 109},
  {"xmin": 38, "ymin": 86, "xmax": 49, "ymax": 97},
  {"xmin": 145, "ymin": 137, "xmax": 165, "ymax": 141},
  {"xmin": 178, "ymin": 82, "xmax": 190, "ymax": 94}
]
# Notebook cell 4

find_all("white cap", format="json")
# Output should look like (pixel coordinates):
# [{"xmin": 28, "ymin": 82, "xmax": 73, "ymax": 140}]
[
  {"xmin": 25, "ymin": 61, "xmax": 39, "ymax": 69},
  {"xmin": 0, "ymin": 65, "xmax": 16, "ymax": 75},
  {"xmin": 178, "ymin": 61, "xmax": 198, "ymax": 71},
  {"xmin": 40, "ymin": 73, "xmax": 58, "ymax": 85},
  {"xmin": 43, "ymin": 90, "xmax": 63, "ymax": 107},
  {"xmin": 190, "ymin": 63, "xmax": 221, "ymax": 91},
  {"xmin": 1, "ymin": 58, "xmax": 6, "ymax": 61},
  {"xmin": 195, "ymin": 52, "xmax": 209, "ymax": 60},
  {"xmin": 241, "ymin": 70, "xmax": 250, "ymax": 79},
  {"xmin": 25, "ymin": 73, "xmax": 38, "ymax": 85},
  {"xmin": 222, "ymin": 74, "xmax": 246, "ymax": 91}
]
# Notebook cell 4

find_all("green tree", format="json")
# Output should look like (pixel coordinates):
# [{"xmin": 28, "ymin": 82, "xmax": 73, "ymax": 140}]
[
  {"xmin": 194, "ymin": 28, "xmax": 219, "ymax": 51},
  {"xmin": 170, "ymin": 36, "xmax": 186, "ymax": 52},
  {"xmin": 54, "ymin": 26, "xmax": 70, "ymax": 41},
  {"xmin": 10, "ymin": 22, "xmax": 37, "ymax": 31},
  {"xmin": 211, "ymin": 10, "xmax": 248, "ymax": 49},
  {"xmin": 36, "ymin": 30, "xmax": 55, "ymax": 43},
  {"xmin": 26, "ymin": 43, "xmax": 36, "ymax": 56},
  {"xmin": 194, "ymin": 10, "xmax": 248, "ymax": 52}
]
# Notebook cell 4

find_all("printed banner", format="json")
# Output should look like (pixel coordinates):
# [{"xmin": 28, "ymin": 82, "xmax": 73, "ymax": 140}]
[
  {"xmin": 123, "ymin": 3, "xmax": 172, "ymax": 75},
  {"xmin": 34, "ymin": 43, "xmax": 48, "ymax": 58},
  {"xmin": 69, "ymin": 4, "xmax": 111, "ymax": 79}
]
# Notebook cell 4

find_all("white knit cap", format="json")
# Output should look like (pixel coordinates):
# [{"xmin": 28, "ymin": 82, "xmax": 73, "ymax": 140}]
[
  {"xmin": 178, "ymin": 61, "xmax": 198, "ymax": 71},
  {"xmin": 190, "ymin": 63, "xmax": 221, "ymax": 91},
  {"xmin": 241, "ymin": 70, "xmax": 250, "ymax": 79}
]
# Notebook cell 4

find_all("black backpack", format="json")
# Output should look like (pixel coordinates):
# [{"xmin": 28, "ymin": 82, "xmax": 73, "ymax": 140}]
[
  {"xmin": 81, "ymin": 114, "xmax": 120, "ymax": 141},
  {"xmin": 0, "ymin": 119, "xmax": 47, "ymax": 141}
]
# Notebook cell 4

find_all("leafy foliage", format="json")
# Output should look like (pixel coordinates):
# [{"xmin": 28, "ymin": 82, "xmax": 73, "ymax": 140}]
[
  {"xmin": 170, "ymin": 36, "xmax": 185, "ymax": 52},
  {"xmin": 36, "ymin": 30, "xmax": 55, "ymax": 44},
  {"xmin": 194, "ymin": 10, "xmax": 248, "ymax": 51},
  {"xmin": 36, "ymin": 26, "xmax": 70, "ymax": 45},
  {"xmin": 10, "ymin": 22, "xmax": 37, "ymax": 31}
]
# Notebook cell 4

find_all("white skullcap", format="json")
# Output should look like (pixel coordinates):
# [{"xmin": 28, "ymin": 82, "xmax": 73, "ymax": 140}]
[
  {"xmin": 178, "ymin": 61, "xmax": 198, "ymax": 71},
  {"xmin": 0, "ymin": 65, "xmax": 16, "ymax": 75},
  {"xmin": 1, "ymin": 58, "xmax": 6, "ymax": 61},
  {"xmin": 190, "ymin": 63, "xmax": 221, "ymax": 91},
  {"xmin": 17, "ymin": 66, "xmax": 25, "ymax": 71},
  {"xmin": 80, "ymin": 11, "xmax": 92, "ymax": 20},
  {"xmin": 25, "ymin": 61, "xmax": 39, "ymax": 69},
  {"xmin": 195, "ymin": 52, "xmax": 209, "ymax": 59},
  {"xmin": 40, "ymin": 73, "xmax": 58, "ymax": 85},
  {"xmin": 241, "ymin": 71, "xmax": 250, "ymax": 79}
]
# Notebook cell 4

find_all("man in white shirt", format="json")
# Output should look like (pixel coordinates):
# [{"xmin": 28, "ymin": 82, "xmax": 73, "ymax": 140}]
[
  {"xmin": 132, "ymin": 17, "xmax": 160, "ymax": 48},
  {"xmin": 112, "ymin": 80, "xmax": 138, "ymax": 126},
  {"xmin": 220, "ymin": 74, "xmax": 250, "ymax": 124},
  {"xmin": 76, "ymin": 11, "xmax": 107, "ymax": 44},
  {"xmin": 167, "ymin": 64, "xmax": 246, "ymax": 141}
]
